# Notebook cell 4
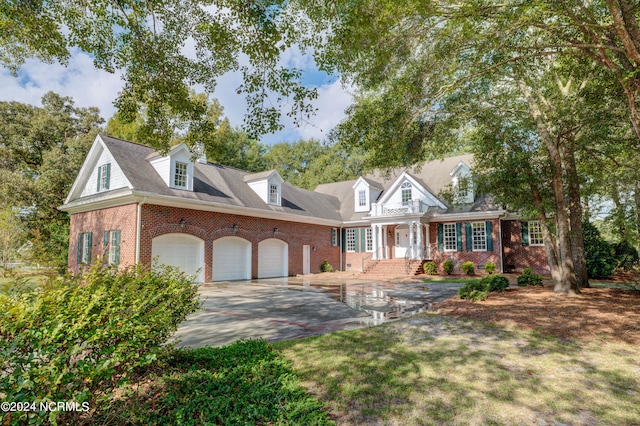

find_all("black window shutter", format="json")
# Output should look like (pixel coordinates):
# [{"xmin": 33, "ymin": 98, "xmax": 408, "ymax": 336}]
[
  {"xmin": 77, "ymin": 233, "xmax": 83, "ymax": 264},
  {"xmin": 114, "ymin": 230, "xmax": 120, "ymax": 265},
  {"xmin": 456, "ymin": 223, "xmax": 463, "ymax": 251},
  {"xmin": 521, "ymin": 221, "xmax": 529, "ymax": 247},
  {"xmin": 465, "ymin": 222, "xmax": 472, "ymax": 251},
  {"xmin": 437, "ymin": 224, "xmax": 443, "ymax": 252},
  {"xmin": 486, "ymin": 221, "xmax": 493, "ymax": 251}
]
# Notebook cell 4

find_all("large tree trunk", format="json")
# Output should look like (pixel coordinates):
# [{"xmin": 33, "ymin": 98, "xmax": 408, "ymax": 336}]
[
  {"xmin": 562, "ymin": 141, "xmax": 589, "ymax": 288},
  {"xmin": 518, "ymin": 79, "xmax": 579, "ymax": 294}
]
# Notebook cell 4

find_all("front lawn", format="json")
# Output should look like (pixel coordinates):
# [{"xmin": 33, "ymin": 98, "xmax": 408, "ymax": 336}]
[{"xmin": 274, "ymin": 312, "xmax": 640, "ymax": 425}]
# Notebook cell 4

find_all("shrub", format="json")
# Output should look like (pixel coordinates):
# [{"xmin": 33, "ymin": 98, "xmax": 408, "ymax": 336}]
[
  {"xmin": 480, "ymin": 274, "xmax": 509, "ymax": 292},
  {"xmin": 583, "ymin": 221, "xmax": 616, "ymax": 277},
  {"xmin": 613, "ymin": 241, "xmax": 639, "ymax": 271},
  {"xmin": 458, "ymin": 281, "xmax": 490, "ymax": 302},
  {"xmin": 517, "ymin": 267, "xmax": 543, "ymax": 286},
  {"xmin": 442, "ymin": 259, "xmax": 454, "ymax": 275},
  {"xmin": 423, "ymin": 261, "xmax": 437, "ymax": 275},
  {"xmin": 320, "ymin": 260, "xmax": 334, "ymax": 272},
  {"xmin": 461, "ymin": 261, "xmax": 475, "ymax": 275},
  {"xmin": 484, "ymin": 261, "xmax": 496, "ymax": 274},
  {"xmin": 0, "ymin": 264, "xmax": 200, "ymax": 425}
]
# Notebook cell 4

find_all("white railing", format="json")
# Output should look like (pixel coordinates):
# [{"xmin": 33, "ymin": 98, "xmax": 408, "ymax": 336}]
[{"xmin": 372, "ymin": 200, "xmax": 426, "ymax": 216}]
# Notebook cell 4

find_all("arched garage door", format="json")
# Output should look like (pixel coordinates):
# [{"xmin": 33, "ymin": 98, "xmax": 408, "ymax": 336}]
[
  {"xmin": 212, "ymin": 236, "xmax": 251, "ymax": 281},
  {"xmin": 152, "ymin": 233, "xmax": 204, "ymax": 282},
  {"xmin": 258, "ymin": 238, "xmax": 288, "ymax": 278}
]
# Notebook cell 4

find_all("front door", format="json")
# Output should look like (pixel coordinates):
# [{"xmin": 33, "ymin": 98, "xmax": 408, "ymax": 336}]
[
  {"xmin": 395, "ymin": 227, "xmax": 410, "ymax": 258},
  {"xmin": 303, "ymin": 245, "xmax": 310, "ymax": 275}
]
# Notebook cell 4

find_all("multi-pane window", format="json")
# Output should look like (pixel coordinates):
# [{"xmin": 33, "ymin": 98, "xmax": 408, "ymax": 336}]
[
  {"xmin": 528, "ymin": 221, "xmax": 544, "ymax": 246},
  {"xmin": 269, "ymin": 184, "xmax": 279, "ymax": 204},
  {"xmin": 98, "ymin": 163, "xmax": 110, "ymax": 191},
  {"xmin": 78, "ymin": 232, "xmax": 92, "ymax": 264},
  {"xmin": 346, "ymin": 228, "xmax": 356, "ymax": 252},
  {"xmin": 106, "ymin": 230, "xmax": 120, "ymax": 265},
  {"xmin": 358, "ymin": 190, "xmax": 367, "ymax": 207},
  {"xmin": 365, "ymin": 228, "xmax": 373, "ymax": 252},
  {"xmin": 443, "ymin": 223, "xmax": 457, "ymax": 251},
  {"xmin": 174, "ymin": 161, "xmax": 187, "ymax": 187},
  {"xmin": 472, "ymin": 222, "xmax": 486, "ymax": 251},
  {"xmin": 401, "ymin": 182, "xmax": 412, "ymax": 205},
  {"xmin": 457, "ymin": 178, "xmax": 468, "ymax": 198},
  {"xmin": 331, "ymin": 228, "xmax": 338, "ymax": 246}
]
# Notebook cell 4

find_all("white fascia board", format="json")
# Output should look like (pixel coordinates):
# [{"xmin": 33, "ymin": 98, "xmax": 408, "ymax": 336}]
[
  {"xmin": 60, "ymin": 189, "xmax": 139, "ymax": 214},
  {"xmin": 376, "ymin": 172, "xmax": 447, "ymax": 209},
  {"xmin": 431, "ymin": 210, "xmax": 508, "ymax": 222},
  {"xmin": 449, "ymin": 161, "xmax": 470, "ymax": 177},
  {"xmin": 351, "ymin": 176, "xmax": 370, "ymax": 190}
]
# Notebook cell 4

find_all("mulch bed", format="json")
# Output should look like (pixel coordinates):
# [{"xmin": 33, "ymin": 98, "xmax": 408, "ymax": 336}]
[{"xmin": 435, "ymin": 284, "xmax": 640, "ymax": 345}]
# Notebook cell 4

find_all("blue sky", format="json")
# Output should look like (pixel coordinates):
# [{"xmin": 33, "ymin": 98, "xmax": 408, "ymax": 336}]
[{"xmin": 0, "ymin": 48, "xmax": 353, "ymax": 145}]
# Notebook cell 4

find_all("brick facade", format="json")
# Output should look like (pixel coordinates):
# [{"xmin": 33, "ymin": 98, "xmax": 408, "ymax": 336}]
[
  {"xmin": 501, "ymin": 220, "xmax": 549, "ymax": 274},
  {"xmin": 427, "ymin": 219, "xmax": 502, "ymax": 274},
  {"xmin": 69, "ymin": 203, "xmax": 341, "ymax": 281},
  {"xmin": 69, "ymin": 203, "xmax": 139, "ymax": 273}
]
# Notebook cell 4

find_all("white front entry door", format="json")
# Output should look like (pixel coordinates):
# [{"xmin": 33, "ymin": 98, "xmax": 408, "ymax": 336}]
[
  {"xmin": 395, "ymin": 227, "xmax": 410, "ymax": 258},
  {"xmin": 303, "ymin": 245, "xmax": 310, "ymax": 275}
]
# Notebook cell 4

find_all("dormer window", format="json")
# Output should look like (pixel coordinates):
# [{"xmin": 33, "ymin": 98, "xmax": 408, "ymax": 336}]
[
  {"xmin": 97, "ymin": 163, "xmax": 111, "ymax": 192},
  {"xmin": 358, "ymin": 190, "xmax": 366, "ymax": 207},
  {"xmin": 401, "ymin": 182, "xmax": 412, "ymax": 205},
  {"xmin": 269, "ymin": 183, "xmax": 279, "ymax": 205},
  {"xmin": 174, "ymin": 161, "xmax": 188, "ymax": 188}
]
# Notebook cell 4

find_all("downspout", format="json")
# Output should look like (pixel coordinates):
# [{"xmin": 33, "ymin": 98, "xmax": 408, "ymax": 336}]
[
  {"xmin": 339, "ymin": 226, "xmax": 343, "ymax": 271},
  {"xmin": 135, "ymin": 196, "xmax": 147, "ymax": 264},
  {"xmin": 498, "ymin": 214, "xmax": 505, "ymax": 273}
]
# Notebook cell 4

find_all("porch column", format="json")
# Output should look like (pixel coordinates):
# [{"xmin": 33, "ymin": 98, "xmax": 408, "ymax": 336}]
[
  {"xmin": 383, "ymin": 225, "xmax": 388, "ymax": 259},
  {"xmin": 425, "ymin": 223, "xmax": 431, "ymax": 259},
  {"xmin": 417, "ymin": 222, "xmax": 423, "ymax": 259},
  {"xmin": 409, "ymin": 221, "xmax": 415, "ymax": 259},
  {"xmin": 372, "ymin": 225, "xmax": 379, "ymax": 260}
]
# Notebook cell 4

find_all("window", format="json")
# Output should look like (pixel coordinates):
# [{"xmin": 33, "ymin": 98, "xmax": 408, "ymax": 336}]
[
  {"xmin": 457, "ymin": 178, "xmax": 468, "ymax": 199},
  {"xmin": 529, "ymin": 221, "xmax": 544, "ymax": 246},
  {"xmin": 365, "ymin": 228, "xmax": 373, "ymax": 251},
  {"xmin": 346, "ymin": 228, "xmax": 356, "ymax": 252},
  {"xmin": 105, "ymin": 230, "xmax": 121, "ymax": 265},
  {"xmin": 472, "ymin": 222, "xmax": 486, "ymax": 251},
  {"xmin": 358, "ymin": 190, "xmax": 367, "ymax": 207},
  {"xmin": 174, "ymin": 161, "xmax": 188, "ymax": 188},
  {"xmin": 443, "ymin": 223, "xmax": 457, "ymax": 251},
  {"xmin": 269, "ymin": 183, "xmax": 279, "ymax": 204},
  {"xmin": 97, "ymin": 163, "xmax": 110, "ymax": 192},
  {"xmin": 77, "ymin": 232, "xmax": 93, "ymax": 264},
  {"xmin": 401, "ymin": 182, "xmax": 412, "ymax": 205}
]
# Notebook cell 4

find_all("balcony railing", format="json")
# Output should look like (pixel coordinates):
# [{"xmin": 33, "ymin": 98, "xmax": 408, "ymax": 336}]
[{"xmin": 372, "ymin": 200, "xmax": 426, "ymax": 216}]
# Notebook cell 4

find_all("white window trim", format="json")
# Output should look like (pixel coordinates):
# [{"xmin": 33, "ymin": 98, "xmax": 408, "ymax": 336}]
[
  {"xmin": 269, "ymin": 183, "xmax": 280, "ymax": 205},
  {"xmin": 365, "ymin": 228, "xmax": 373, "ymax": 252},
  {"xmin": 358, "ymin": 190, "xmax": 367, "ymax": 207},
  {"xmin": 99, "ymin": 163, "xmax": 110, "ymax": 191},
  {"xmin": 108, "ymin": 231, "xmax": 119, "ymax": 265},
  {"xmin": 529, "ymin": 221, "xmax": 544, "ymax": 246},
  {"xmin": 174, "ymin": 161, "xmax": 188, "ymax": 188},
  {"xmin": 472, "ymin": 222, "xmax": 487, "ymax": 252},
  {"xmin": 443, "ymin": 223, "xmax": 457, "ymax": 252},
  {"xmin": 346, "ymin": 228, "xmax": 356, "ymax": 252},
  {"xmin": 82, "ymin": 233, "xmax": 92, "ymax": 264}
]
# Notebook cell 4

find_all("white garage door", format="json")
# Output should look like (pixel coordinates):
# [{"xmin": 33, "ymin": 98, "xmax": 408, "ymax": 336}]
[
  {"xmin": 258, "ymin": 238, "xmax": 288, "ymax": 278},
  {"xmin": 152, "ymin": 233, "xmax": 204, "ymax": 282},
  {"xmin": 212, "ymin": 237, "xmax": 251, "ymax": 281}
]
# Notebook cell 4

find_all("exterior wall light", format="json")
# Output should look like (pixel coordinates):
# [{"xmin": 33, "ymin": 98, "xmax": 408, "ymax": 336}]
[
  {"xmin": 179, "ymin": 218, "xmax": 186, "ymax": 229},
  {"xmin": 233, "ymin": 224, "xmax": 239, "ymax": 233},
  {"xmin": 274, "ymin": 227, "xmax": 279, "ymax": 235}
]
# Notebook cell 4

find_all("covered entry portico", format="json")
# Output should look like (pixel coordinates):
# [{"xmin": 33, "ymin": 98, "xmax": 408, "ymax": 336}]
[{"xmin": 370, "ymin": 218, "xmax": 429, "ymax": 260}]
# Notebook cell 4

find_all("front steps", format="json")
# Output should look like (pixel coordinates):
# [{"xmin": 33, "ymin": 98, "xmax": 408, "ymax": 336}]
[{"xmin": 359, "ymin": 258, "xmax": 424, "ymax": 279}]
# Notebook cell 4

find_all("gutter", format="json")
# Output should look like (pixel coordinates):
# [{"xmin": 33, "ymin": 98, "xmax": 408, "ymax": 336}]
[{"xmin": 135, "ymin": 196, "xmax": 147, "ymax": 264}]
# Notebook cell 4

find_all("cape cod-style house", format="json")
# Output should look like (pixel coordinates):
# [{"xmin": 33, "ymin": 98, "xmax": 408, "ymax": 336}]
[{"xmin": 60, "ymin": 134, "xmax": 549, "ymax": 281}]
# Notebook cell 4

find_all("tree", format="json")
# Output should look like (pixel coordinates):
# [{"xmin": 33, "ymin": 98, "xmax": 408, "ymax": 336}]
[
  {"xmin": 0, "ymin": 93, "xmax": 103, "ymax": 271},
  {"xmin": 0, "ymin": 207, "xmax": 22, "ymax": 268},
  {"xmin": 1, "ymin": 0, "xmax": 317, "ymax": 150}
]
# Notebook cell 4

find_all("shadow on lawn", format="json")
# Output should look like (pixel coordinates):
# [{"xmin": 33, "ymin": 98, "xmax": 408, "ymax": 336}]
[{"xmin": 275, "ymin": 318, "xmax": 640, "ymax": 425}]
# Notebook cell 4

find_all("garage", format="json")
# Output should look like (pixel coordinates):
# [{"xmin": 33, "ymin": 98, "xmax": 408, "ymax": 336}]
[
  {"xmin": 151, "ymin": 233, "xmax": 204, "ymax": 282},
  {"xmin": 212, "ymin": 236, "xmax": 251, "ymax": 281},
  {"xmin": 258, "ymin": 238, "xmax": 288, "ymax": 278}
]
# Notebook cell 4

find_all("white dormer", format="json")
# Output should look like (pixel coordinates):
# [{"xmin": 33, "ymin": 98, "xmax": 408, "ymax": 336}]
[
  {"xmin": 149, "ymin": 143, "xmax": 194, "ymax": 191},
  {"xmin": 352, "ymin": 177, "xmax": 383, "ymax": 213},
  {"xmin": 371, "ymin": 172, "xmax": 447, "ymax": 216},
  {"xmin": 450, "ymin": 161, "xmax": 474, "ymax": 204},
  {"xmin": 243, "ymin": 170, "xmax": 285, "ymax": 206}
]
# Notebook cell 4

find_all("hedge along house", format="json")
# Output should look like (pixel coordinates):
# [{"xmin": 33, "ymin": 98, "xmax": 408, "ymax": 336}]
[{"xmin": 61, "ymin": 135, "xmax": 549, "ymax": 282}]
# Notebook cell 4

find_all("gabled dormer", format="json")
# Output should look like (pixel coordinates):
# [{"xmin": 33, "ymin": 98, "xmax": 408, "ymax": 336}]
[
  {"xmin": 352, "ymin": 177, "xmax": 383, "ymax": 213},
  {"xmin": 149, "ymin": 143, "xmax": 194, "ymax": 191},
  {"xmin": 243, "ymin": 170, "xmax": 285, "ymax": 206},
  {"xmin": 449, "ymin": 161, "xmax": 474, "ymax": 204},
  {"xmin": 370, "ymin": 172, "xmax": 447, "ymax": 216}
]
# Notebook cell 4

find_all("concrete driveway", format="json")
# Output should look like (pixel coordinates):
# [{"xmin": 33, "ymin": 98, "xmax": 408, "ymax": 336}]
[{"xmin": 172, "ymin": 275, "xmax": 463, "ymax": 348}]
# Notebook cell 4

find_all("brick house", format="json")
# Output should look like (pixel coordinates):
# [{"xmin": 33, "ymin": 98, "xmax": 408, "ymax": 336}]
[{"xmin": 60, "ymin": 134, "xmax": 549, "ymax": 281}]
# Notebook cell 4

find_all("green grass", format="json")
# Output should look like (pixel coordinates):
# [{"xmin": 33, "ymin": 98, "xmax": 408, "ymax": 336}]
[
  {"xmin": 0, "ymin": 274, "xmax": 47, "ymax": 292},
  {"xmin": 93, "ymin": 340, "xmax": 333, "ymax": 425},
  {"xmin": 274, "ymin": 314, "xmax": 640, "ymax": 425}
]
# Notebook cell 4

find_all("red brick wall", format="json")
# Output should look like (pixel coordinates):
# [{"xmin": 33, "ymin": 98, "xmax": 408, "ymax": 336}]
[
  {"xmin": 138, "ymin": 204, "xmax": 340, "ymax": 280},
  {"xmin": 501, "ymin": 220, "xmax": 549, "ymax": 274},
  {"xmin": 68, "ymin": 204, "xmax": 139, "ymax": 273},
  {"xmin": 427, "ymin": 220, "xmax": 502, "ymax": 274}
]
